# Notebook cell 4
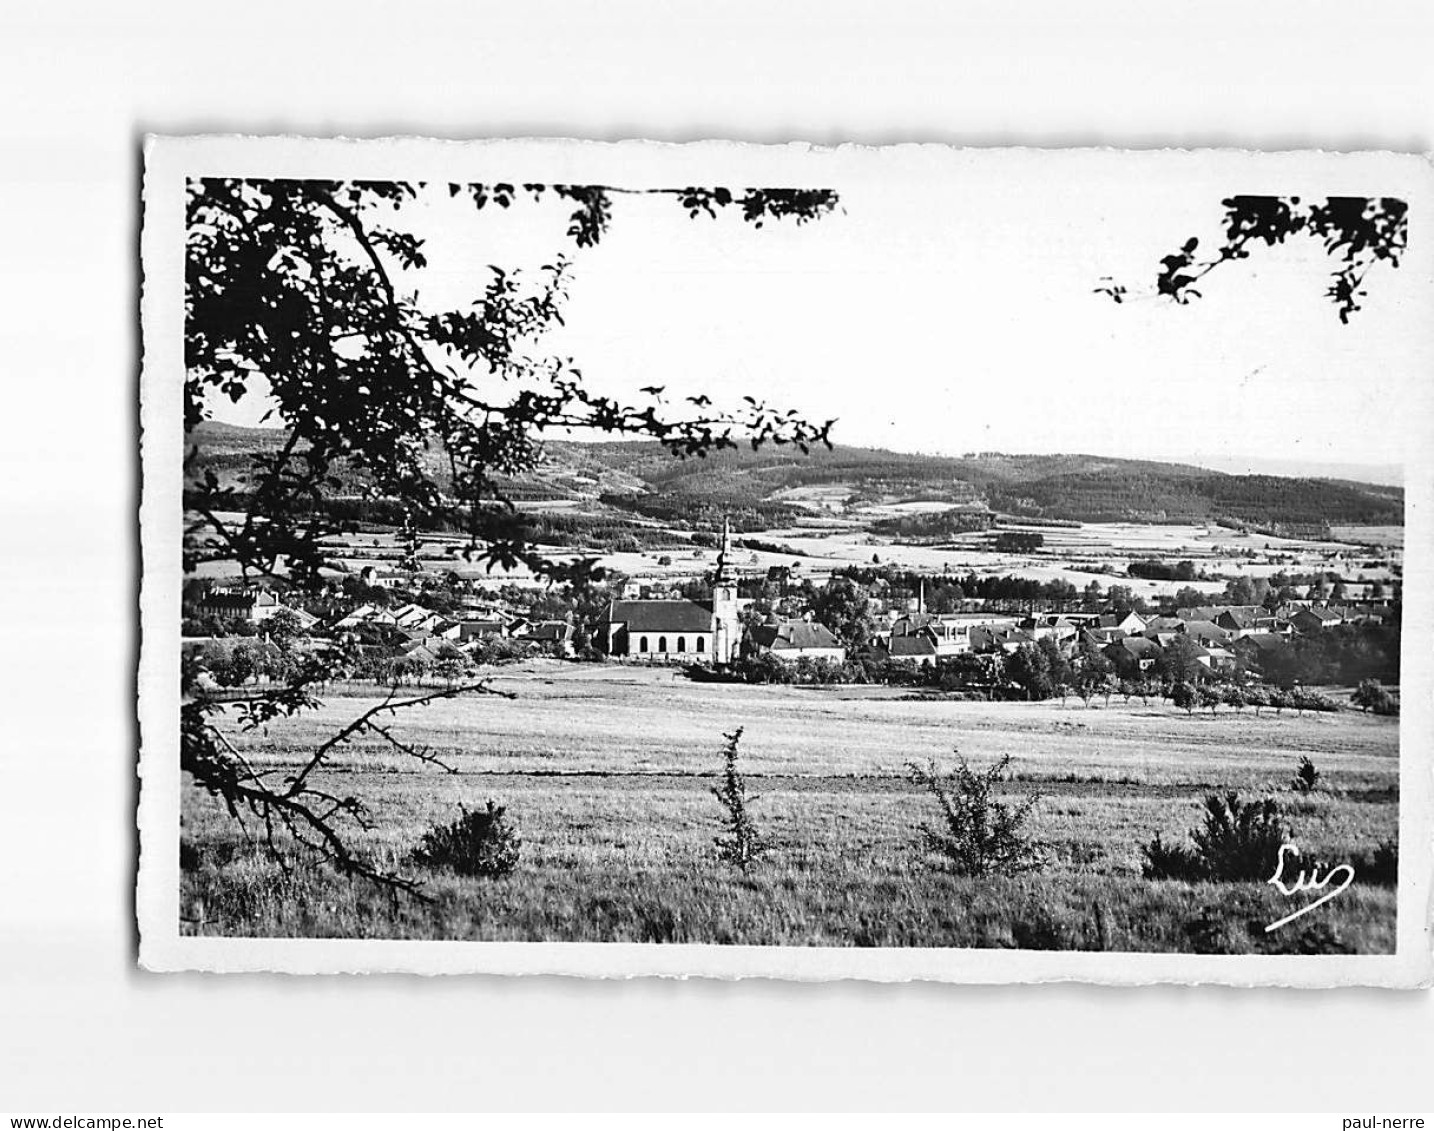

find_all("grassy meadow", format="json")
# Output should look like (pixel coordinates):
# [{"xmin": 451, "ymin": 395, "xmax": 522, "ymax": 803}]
[{"xmin": 181, "ymin": 661, "xmax": 1400, "ymax": 952}]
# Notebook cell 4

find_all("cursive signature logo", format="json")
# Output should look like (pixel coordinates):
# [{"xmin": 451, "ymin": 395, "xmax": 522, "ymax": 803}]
[{"xmin": 1265, "ymin": 842, "xmax": 1355, "ymax": 932}]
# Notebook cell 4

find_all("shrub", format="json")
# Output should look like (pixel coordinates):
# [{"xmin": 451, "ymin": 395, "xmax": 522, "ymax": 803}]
[
  {"xmin": 908, "ymin": 753, "xmax": 1044, "ymax": 877},
  {"xmin": 1170, "ymin": 681, "xmax": 1197, "ymax": 715},
  {"xmin": 1291, "ymin": 755, "xmax": 1321, "ymax": 794},
  {"xmin": 411, "ymin": 800, "xmax": 521, "ymax": 878},
  {"xmin": 1352, "ymin": 678, "xmax": 1398, "ymax": 716},
  {"xmin": 1348, "ymin": 839, "xmax": 1399, "ymax": 887},
  {"xmin": 1292, "ymin": 690, "xmax": 1339, "ymax": 714},
  {"xmin": 1142, "ymin": 793, "xmax": 1289, "ymax": 882},
  {"xmin": 1141, "ymin": 833, "xmax": 1207, "ymax": 882},
  {"xmin": 711, "ymin": 727, "xmax": 769, "ymax": 872}
]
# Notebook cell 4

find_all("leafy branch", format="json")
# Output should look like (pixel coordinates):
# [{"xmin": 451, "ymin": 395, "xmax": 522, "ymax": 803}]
[
  {"xmin": 1097, "ymin": 195, "xmax": 1407, "ymax": 322},
  {"xmin": 183, "ymin": 677, "xmax": 515, "ymax": 899},
  {"xmin": 182, "ymin": 175, "xmax": 841, "ymax": 895}
]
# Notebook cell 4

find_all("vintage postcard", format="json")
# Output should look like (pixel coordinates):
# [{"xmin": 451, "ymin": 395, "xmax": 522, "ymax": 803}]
[{"xmin": 139, "ymin": 137, "xmax": 1433, "ymax": 984}]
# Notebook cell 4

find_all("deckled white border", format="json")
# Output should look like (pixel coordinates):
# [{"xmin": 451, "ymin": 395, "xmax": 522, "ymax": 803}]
[{"xmin": 139, "ymin": 137, "xmax": 1434, "ymax": 984}]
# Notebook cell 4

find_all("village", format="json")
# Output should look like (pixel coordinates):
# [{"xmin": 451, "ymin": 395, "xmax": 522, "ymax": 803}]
[{"xmin": 182, "ymin": 516, "xmax": 1402, "ymax": 708}]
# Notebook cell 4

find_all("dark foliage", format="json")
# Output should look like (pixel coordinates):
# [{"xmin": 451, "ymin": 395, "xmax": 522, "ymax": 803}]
[
  {"xmin": 411, "ymin": 800, "xmax": 522, "ymax": 878},
  {"xmin": 1142, "ymin": 793, "xmax": 1289, "ymax": 883},
  {"xmin": 1291, "ymin": 756, "xmax": 1321, "ymax": 794},
  {"xmin": 711, "ymin": 728, "xmax": 769, "ymax": 872},
  {"xmin": 1348, "ymin": 840, "xmax": 1399, "ymax": 887},
  {"xmin": 1352, "ymin": 678, "xmax": 1399, "ymax": 716},
  {"xmin": 908, "ymin": 753, "xmax": 1044, "ymax": 877},
  {"xmin": 1104, "ymin": 195, "xmax": 1407, "ymax": 323}
]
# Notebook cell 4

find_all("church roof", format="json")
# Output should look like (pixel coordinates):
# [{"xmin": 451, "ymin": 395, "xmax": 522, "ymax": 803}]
[{"xmin": 607, "ymin": 599, "xmax": 714, "ymax": 633}]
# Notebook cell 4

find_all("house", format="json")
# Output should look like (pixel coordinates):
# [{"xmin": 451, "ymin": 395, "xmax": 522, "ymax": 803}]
[
  {"xmin": 359, "ymin": 566, "xmax": 415, "ymax": 590},
  {"xmin": 1103, "ymin": 635, "xmax": 1162, "ymax": 676},
  {"xmin": 888, "ymin": 613, "xmax": 990, "ymax": 657},
  {"xmin": 1142, "ymin": 616, "xmax": 1185, "ymax": 637},
  {"xmin": 389, "ymin": 603, "xmax": 436, "ymax": 630},
  {"xmin": 1290, "ymin": 606, "xmax": 1345, "ymax": 634},
  {"xmin": 1232, "ymin": 633, "xmax": 1287, "ymax": 668},
  {"xmin": 970, "ymin": 625, "xmax": 1037, "ymax": 655},
  {"xmin": 197, "ymin": 588, "xmax": 284, "ymax": 623},
  {"xmin": 746, "ymin": 619, "xmax": 846, "ymax": 663},
  {"xmin": 1097, "ymin": 610, "xmax": 1148, "ymax": 635},
  {"xmin": 1181, "ymin": 620, "xmax": 1233, "ymax": 647},
  {"xmin": 1201, "ymin": 645, "xmax": 1238, "ymax": 671},
  {"xmin": 518, "ymin": 620, "xmax": 577, "ymax": 657},
  {"xmin": 880, "ymin": 632, "xmax": 939, "ymax": 664},
  {"xmin": 1019, "ymin": 615, "xmax": 1080, "ymax": 644},
  {"xmin": 458, "ymin": 618, "xmax": 510, "ymax": 641},
  {"xmin": 401, "ymin": 639, "xmax": 463, "ymax": 666},
  {"xmin": 332, "ymin": 603, "xmax": 398, "ymax": 629}
]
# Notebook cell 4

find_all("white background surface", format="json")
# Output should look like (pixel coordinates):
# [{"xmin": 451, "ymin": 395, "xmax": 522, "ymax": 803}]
[{"xmin": 2, "ymin": 0, "xmax": 1432, "ymax": 1113}]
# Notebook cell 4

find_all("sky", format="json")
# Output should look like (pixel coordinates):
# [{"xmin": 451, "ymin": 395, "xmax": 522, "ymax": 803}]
[{"xmin": 209, "ymin": 152, "xmax": 1430, "ymax": 484}]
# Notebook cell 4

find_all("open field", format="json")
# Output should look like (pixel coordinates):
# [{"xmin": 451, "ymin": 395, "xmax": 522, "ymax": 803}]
[
  {"xmin": 182, "ymin": 662, "xmax": 1400, "ymax": 951},
  {"xmin": 191, "ymin": 505, "xmax": 1401, "ymax": 599}
]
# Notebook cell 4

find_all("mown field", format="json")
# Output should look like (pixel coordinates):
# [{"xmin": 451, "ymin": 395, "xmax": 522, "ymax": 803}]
[{"xmin": 181, "ymin": 662, "xmax": 1400, "ymax": 952}]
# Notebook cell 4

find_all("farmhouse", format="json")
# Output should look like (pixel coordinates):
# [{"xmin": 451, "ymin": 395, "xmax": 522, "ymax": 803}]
[
  {"xmin": 197, "ymin": 587, "xmax": 285, "ymax": 623},
  {"xmin": 745, "ymin": 618, "xmax": 846, "ymax": 663},
  {"xmin": 332, "ymin": 603, "xmax": 398, "ymax": 629},
  {"xmin": 1181, "ymin": 620, "xmax": 1234, "ymax": 647},
  {"xmin": 1103, "ymin": 635, "xmax": 1162, "ymax": 676},
  {"xmin": 1291, "ymin": 606, "xmax": 1345, "ymax": 633},
  {"xmin": 1233, "ymin": 632, "xmax": 1288, "ymax": 661},
  {"xmin": 1098, "ymin": 610, "xmax": 1148, "ymax": 635},
  {"xmin": 518, "ymin": 620, "xmax": 578, "ymax": 657},
  {"xmin": 458, "ymin": 617, "xmax": 510, "ymax": 641},
  {"xmin": 358, "ymin": 566, "xmax": 415, "ymax": 590}
]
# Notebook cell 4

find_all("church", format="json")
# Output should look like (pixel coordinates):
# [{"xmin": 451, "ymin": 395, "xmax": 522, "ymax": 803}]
[{"xmin": 601, "ymin": 520, "xmax": 743, "ymax": 664}]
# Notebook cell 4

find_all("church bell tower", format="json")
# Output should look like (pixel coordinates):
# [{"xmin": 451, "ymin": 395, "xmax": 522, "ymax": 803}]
[{"xmin": 711, "ymin": 516, "xmax": 739, "ymax": 662}]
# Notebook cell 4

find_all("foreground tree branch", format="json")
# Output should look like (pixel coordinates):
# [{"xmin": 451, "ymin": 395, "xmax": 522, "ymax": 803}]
[
  {"xmin": 182, "ymin": 176, "xmax": 842, "ymax": 895},
  {"xmin": 1097, "ymin": 195, "xmax": 1407, "ymax": 322}
]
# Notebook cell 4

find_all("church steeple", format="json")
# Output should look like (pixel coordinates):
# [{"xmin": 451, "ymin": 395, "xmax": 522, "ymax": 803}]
[{"xmin": 714, "ymin": 515, "xmax": 732, "ymax": 584}]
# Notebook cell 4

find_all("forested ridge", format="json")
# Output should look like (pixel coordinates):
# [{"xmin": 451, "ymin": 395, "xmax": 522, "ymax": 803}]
[{"xmin": 189, "ymin": 423, "xmax": 1402, "ymax": 531}]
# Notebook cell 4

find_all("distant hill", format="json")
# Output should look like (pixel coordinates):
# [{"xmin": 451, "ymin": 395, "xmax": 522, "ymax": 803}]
[{"xmin": 186, "ymin": 424, "xmax": 1404, "ymax": 531}]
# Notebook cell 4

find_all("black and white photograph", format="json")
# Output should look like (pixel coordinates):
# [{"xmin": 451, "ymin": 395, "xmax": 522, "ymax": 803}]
[
  {"xmin": 139, "ymin": 139, "xmax": 1432, "ymax": 983},
  {"xmin": 9, "ymin": 1, "xmax": 1434, "ymax": 1119}
]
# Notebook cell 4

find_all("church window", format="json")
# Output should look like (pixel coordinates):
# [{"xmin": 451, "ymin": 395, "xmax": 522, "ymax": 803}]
[
  {"xmin": 638, "ymin": 636, "xmax": 648, "ymax": 653},
  {"xmin": 658, "ymin": 635, "xmax": 668, "ymax": 652},
  {"xmin": 676, "ymin": 636, "xmax": 686, "ymax": 653}
]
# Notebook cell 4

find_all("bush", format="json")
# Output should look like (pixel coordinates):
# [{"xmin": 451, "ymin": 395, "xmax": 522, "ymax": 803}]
[
  {"xmin": 1291, "ymin": 755, "xmax": 1321, "ymax": 794},
  {"xmin": 711, "ymin": 727, "xmax": 769, "ymax": 872},
  {"xmin": 1141, "ymin": 834, "xmax": 1208, "ymax": 883},
  {"xmin": 1352, "ymin": 678, "xmax": 1398, "ymax": 716},
  {"xmin": 410, "ymin": 800, "xmax": 521, "ymax": 878},
  {"xmin": 1292, "ymin": 690, "xmax": 1339, "ymax": 714},
  {"xmin": 908, "ymin": 753, "xmax": 1044, "ymax": 877},
  {"xmin": 1348, "ymin": 840, "xmax": 1399, "ymax": 886},
  {"xmin": 1142, "ymin": 793, "xmax": 1289, "ymax": 882}
]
